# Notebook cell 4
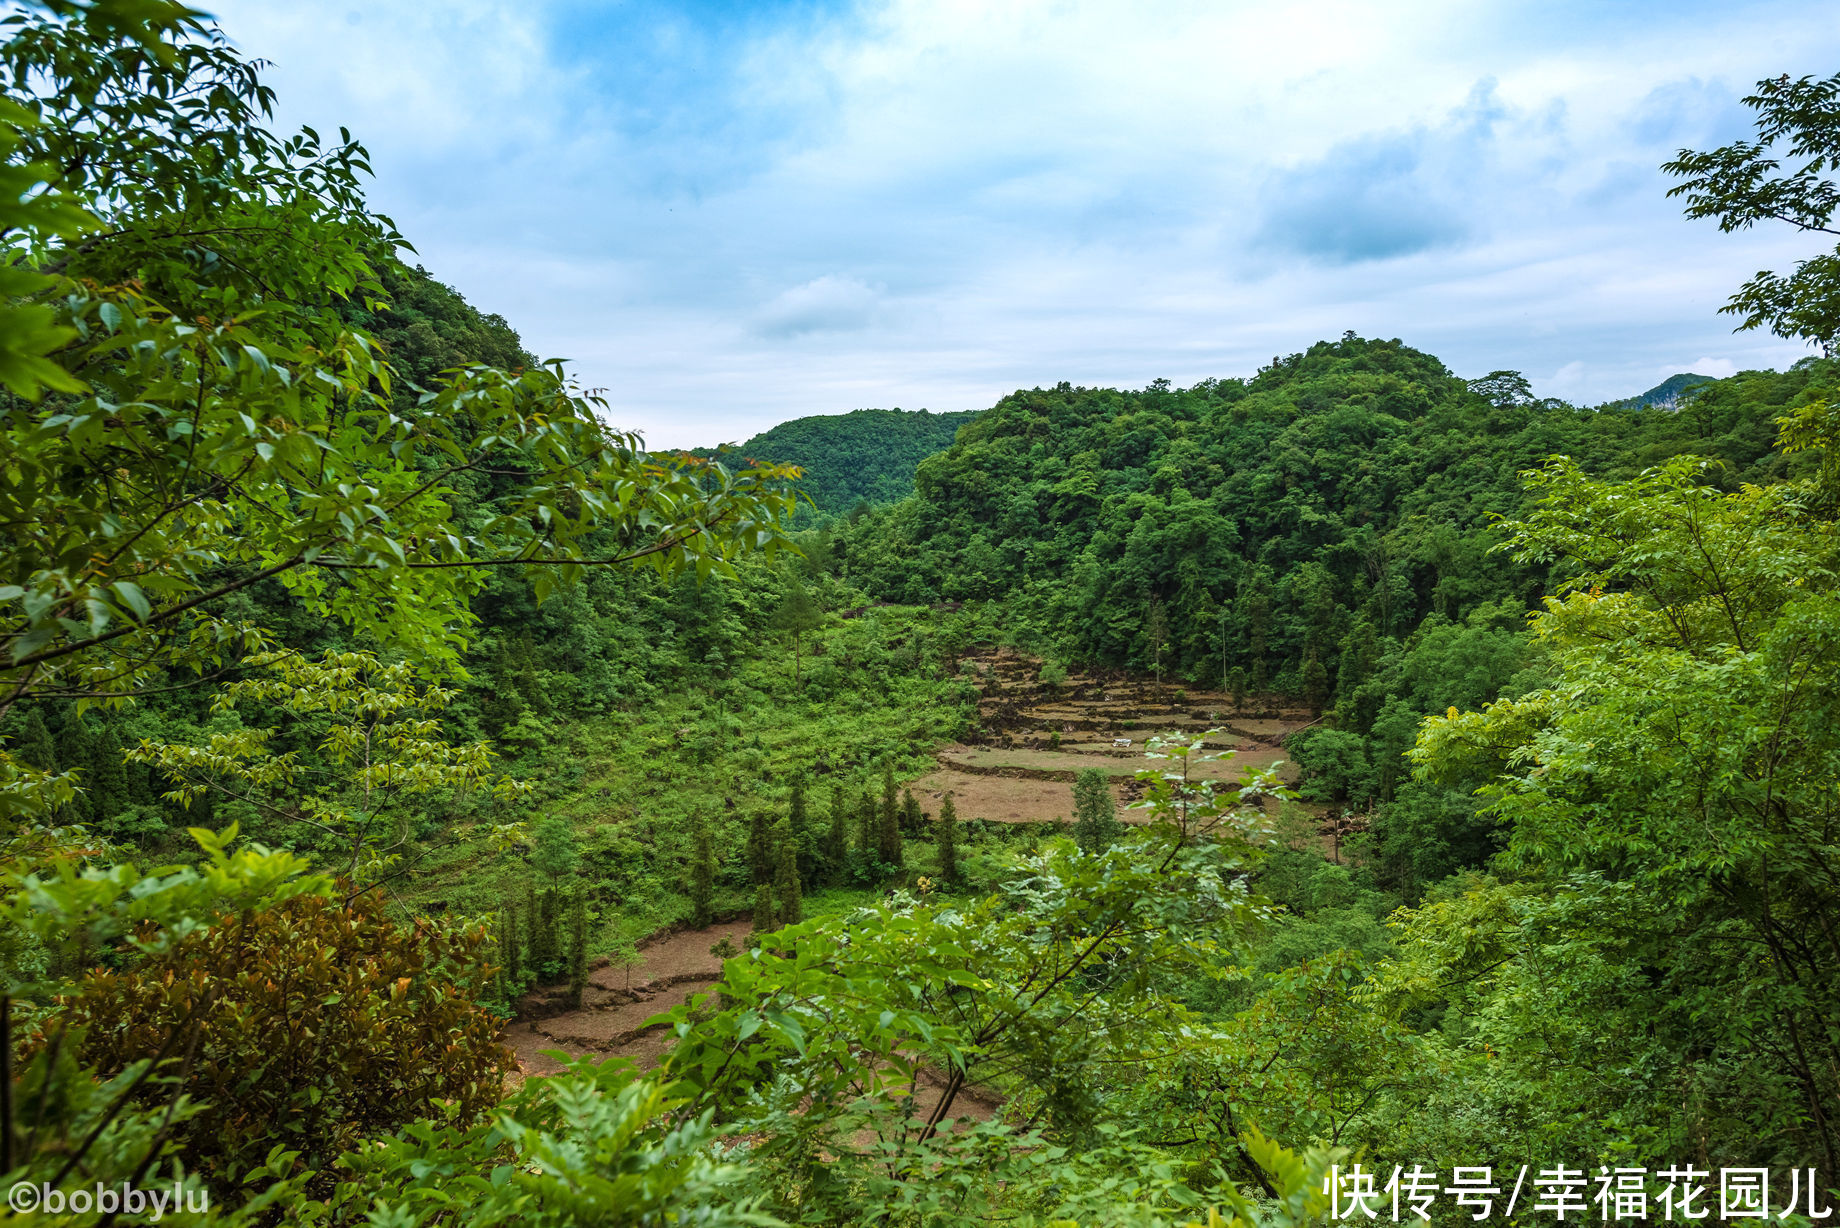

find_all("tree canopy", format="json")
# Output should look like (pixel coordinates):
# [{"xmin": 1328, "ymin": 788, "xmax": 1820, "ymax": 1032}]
[{"xmin": 0, "ymin": 0, "xmax": 799, "ymax": 756}]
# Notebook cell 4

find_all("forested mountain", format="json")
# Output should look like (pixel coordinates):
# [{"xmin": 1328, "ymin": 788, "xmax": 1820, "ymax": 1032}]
[
  {"xmin": 1612, "ymin": 370, "xmax": 1717, "ymax": 408},
  {"xmin": 707, "ymin": 406, "xmax": 981, "ymax": 512},
  {"xmin": 836, "ymin": 337, "xmax": 1813, "ymax": 690}
]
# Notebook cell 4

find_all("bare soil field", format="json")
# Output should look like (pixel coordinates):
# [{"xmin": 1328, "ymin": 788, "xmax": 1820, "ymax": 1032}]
[
  {"xmin": 503, "ymin": 918, "xmax": 748, "ymax": 1077},
  {"xmin": 915, "ymin": 647, "xmax": 1313, "ymax": 828}
]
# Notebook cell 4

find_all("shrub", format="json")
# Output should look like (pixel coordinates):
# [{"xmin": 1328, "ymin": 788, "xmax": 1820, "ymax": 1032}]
[{"xmin": 23, "ymin": 889, "xmax": 510, "ymax": 1180}]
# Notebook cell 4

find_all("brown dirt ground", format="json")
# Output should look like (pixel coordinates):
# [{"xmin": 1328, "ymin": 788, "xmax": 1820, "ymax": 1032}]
[{"xmin": 502, "ymin": 918, "xmax": 748, "ymax": 1077}]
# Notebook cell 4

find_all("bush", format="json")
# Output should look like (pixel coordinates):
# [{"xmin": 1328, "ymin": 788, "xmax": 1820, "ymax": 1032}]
[
  {"xmin": 24, "ymin": 889, "xmax": 510, "ymax": 1180},
  {"xmin": 1289, "ymin": 728, "xmax": 1374, "ymax": 805}
]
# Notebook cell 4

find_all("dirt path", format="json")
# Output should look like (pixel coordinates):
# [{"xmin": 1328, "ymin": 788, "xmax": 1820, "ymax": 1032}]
[
  {"xmin": 503, "ymin": 918, "xmax": 1006, "ymax": 1129},
  {"xmin": 503, "ymin": 918, "xmax": 747, "ymax": 1076}
]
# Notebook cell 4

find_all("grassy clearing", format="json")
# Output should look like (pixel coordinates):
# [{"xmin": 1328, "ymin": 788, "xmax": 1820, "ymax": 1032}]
[{"xmin": 400, "ymin": 604, "xmax": 991, "ymax": 956}]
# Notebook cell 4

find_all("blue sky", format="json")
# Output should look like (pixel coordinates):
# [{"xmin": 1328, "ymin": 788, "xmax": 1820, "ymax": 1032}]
[{"xmin": 216, "ymin": 0, "xmax": 1840, "ymax": 447}]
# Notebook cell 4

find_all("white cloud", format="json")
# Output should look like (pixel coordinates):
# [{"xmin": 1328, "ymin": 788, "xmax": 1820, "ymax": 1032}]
[
  {"xmin": 1547, "ymin": 360, "xmax": 1590, "ymax": 396},
  {"xmin": 1686, "ymin": 356, "xmax": 1738, "ymax": 378},
  {"xmin": 204, "ymin": 0, "xmax": 1840, "ymax": 442},
  {"xmin": 753, "ymin": 275, "xmax": 886, "ymax": 338}
]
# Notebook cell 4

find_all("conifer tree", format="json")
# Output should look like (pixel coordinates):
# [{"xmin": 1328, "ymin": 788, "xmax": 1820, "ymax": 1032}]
[
  {"xmin": 747, "ymin": 810, "xmax": 773, "ymax": 886},
  {"xmin": 937, "ymin": 793, "xmax": 961, "ymax": 884},
  {"xmin": 822, "ymin": 786, "xmax": 847, "ymax": 883},
  {"xmin": 1225, "ymin": 666, "xmax": 1248, "ymax": 704},
  {"xmin": 16, "ymin": 708, "xmax": 55, "ymax": 773},
  {"xmin": 690, "ymin": 814, "xmax": 715, "ymax": 928},
  {"xmin": 857, "ymin": 789, "xmax": 875, "ymax": 861},
  {"xmin": 57, "ymin": 711, "xmax": 93, "ymax": 821},
  {"xmin": 774, "ymin": 820, "xmax": 803, "ymax": 925},
  {"xmin": 567, "ymin": 890, "xmax": 588, "ymax": 1008},
  {"xmin": 771, "ymin": 570, "xmax": 823, "ymax": 689},
  {"xmin": 901, "ymin": 787, "xmax": 923, "ymax": 834},
  {"xmin": 878, "ymin": 762, "xmax": 903, "ymax": 868},
  {"xmin": 1072, "ymin": 768, "xmax": 1123, "ymax": 854},
  {"xmin": 532, "ymin": 886, "xmax": 559, "ymax": 976},
  {"xmin": 751, "ymin": 882, "xmax": 775, "ymax": 936},
  {"xmin": 503, "ymin": 898, "xmax": 523, "ymax": 989},
  {"xmin": 788, "ymin": 778, "xmax": 812, "ymax": 879},
  {"xmin": 85, "ymin": 718, "xmax": 129, "ymax": 827},
  {"xmin": 1301, "ymin": 650, "xmax": 1330, "ymax": 715},
  {"xmin": 1145, "ymin": 595, "xmax": 1169, "ymax": 688}
]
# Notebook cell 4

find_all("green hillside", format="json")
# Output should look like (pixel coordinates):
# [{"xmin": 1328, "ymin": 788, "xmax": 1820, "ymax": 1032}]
[
  {"xmin": 835, "ymin": 338, "xmax": 1816, "ymax": 688},
  {"xmin": 1609, "ymin": 370, "xmax": 1718, "ymax": 409},
  {"xmin": 711, "ymin": 406, "xmax": 981, "ymax": 512}
]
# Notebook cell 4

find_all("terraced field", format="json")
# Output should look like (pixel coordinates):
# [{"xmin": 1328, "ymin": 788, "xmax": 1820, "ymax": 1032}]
[
  {"xmin": 909, "ymin": 648, "xmax": 1310, "ymax": 825},
  {"xmin": 504, "ymin": 647, "xmax": 1313, "ymax": 1078}
]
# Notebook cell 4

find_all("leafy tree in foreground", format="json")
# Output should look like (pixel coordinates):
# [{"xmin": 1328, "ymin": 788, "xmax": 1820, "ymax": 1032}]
[
  {"xmin": 127, "ymin": 649, "xmax": 528, "ymax": 881},
  {"xmin": 0, "ymin": 0, "xmax": 798, "ymax": 823},
  {"xmin": 1413, "ymin": 441, "xmax": 1840, "ymax": 1175},
  {"xmin": 1665, "ymin": 70, "xmax": 1840, "ymax": 353}
]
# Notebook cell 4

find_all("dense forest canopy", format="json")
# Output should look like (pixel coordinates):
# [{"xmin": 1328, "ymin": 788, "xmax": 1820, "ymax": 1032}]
[
  {"xmin": 3, "ymin": 4, "xmax": 1840, "ymax": 1226},
  {"xmin": 837, "ymin": 339, "xmax": 1816, "ymax": 686}
]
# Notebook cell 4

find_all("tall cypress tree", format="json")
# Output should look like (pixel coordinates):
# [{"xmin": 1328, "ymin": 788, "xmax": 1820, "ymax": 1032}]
[
  {"xmin": 771, "ymin": 571, "xmax": 823, "ymax": 689},
  {"xmin": 690, "ymin": 814, "xmax": 715, "ymax": 927},
  {"xmin": 57, "ymin": 712, "xmax": 93, "ymax": 821},
  {"xmin": 16, "ymin": 708, "xmax": 56, "ymax": 772},
  {"xmin": 1301, "ymin": 650, "xmax": 1330, "ymax": 715},
  {"xmin": 857, "ymin": 789, "xmax": 875, "ymax": 861},
  {"xmin": 937, "ymin": 793, "xmax": 961, "ymax": 884},
  {"xmin": 878, "ymin": 762, "xmax": 903, "ymax": 868},
  {"xmin": 747, "ymin": 810, "xmax": 773, "ymax": 886},
  {"xmin": 774, "ymin": 820, "xmax": 803, "ymax": 925},
  {"xmin": 901, "ymin": 788, "xmax": 923, "ymax": 834},
  {"xmin": 822, "ymin": 786, "xmax": 847, "ymax": 883},
  {"xmin": 788, "ymin": 778, "xmax": 812, "ymax": 880},
  {"xmin": 85, "ymin": 718, "xmax": 129, "ymax": 827},
  {"xmin": 567, "ymin": 890, "xmax": 588, "ymax": 1008},
  {"xmin": 532, "ymin": 886, "xmax": 559, "ymax": 976},
  {"xmin": 503, "ymin": 897, "xmax": 523, "ymax": 989},
  {"xmin": 751, "ymin": 882, "xmax": 775, "ymax": 937},
  {"xmin": 1073, "ymin": 768, "xmax": 1123, "ymax": 854}
]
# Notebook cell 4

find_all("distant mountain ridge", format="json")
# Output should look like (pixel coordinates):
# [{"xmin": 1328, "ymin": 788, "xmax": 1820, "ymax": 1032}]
[
  {"xmin": 1612, "ymin": 372, "xmax": 1716, "ymax": 410},
  {"xmin": 704, "ymin": 407, "xmax": 982, "ymax": 513}
]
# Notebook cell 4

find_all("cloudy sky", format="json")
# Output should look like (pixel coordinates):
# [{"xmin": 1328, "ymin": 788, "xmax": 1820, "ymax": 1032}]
[{"xmin": 215, "ymin": 0, "xmax": 1840, "ymax": 447}]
